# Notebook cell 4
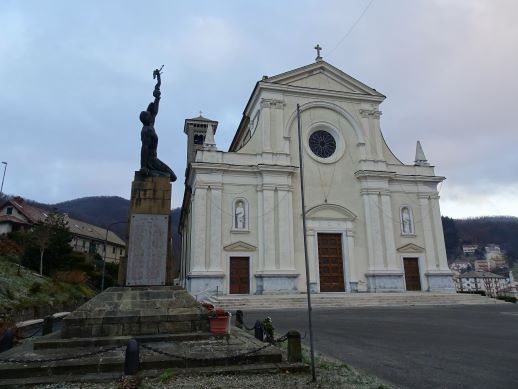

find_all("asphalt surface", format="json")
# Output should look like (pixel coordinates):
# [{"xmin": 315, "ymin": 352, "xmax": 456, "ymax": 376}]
[{"xmin": 244, "ymin": 304, "xmax": 518, "ymax": 389}]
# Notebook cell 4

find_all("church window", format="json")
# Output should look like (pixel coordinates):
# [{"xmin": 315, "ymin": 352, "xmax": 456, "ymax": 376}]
[
  {"xmin": 232, "ymin": 198, "xmax": 248, "ymax": 231},
  {"xmin": 194, "ymin": 134, "xmax": 205, "ymax": 145},
  {"xmin": 400, "ymin": 206, "xmax": 415, "ymax": 235},
  {"xmin": 309, "ymin": 130, "xmax": 336, "ymax": 158}
]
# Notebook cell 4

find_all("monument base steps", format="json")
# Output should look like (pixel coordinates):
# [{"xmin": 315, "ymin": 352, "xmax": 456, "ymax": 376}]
[
  {"xmin": 0, "ymin": 362, "xmax": 308, "ymax": 387},
  {"xmin": 0, "ymin": 286, "xmax": 304, "ymax": 386},
  {"xmin": 0, "ymin": 329, "xmax": 295, "ymax": 385}
]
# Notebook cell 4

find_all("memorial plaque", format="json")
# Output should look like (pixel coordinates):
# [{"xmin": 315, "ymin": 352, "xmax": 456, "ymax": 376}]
[{"xmin": 126, "ymin": 213, "xmax": 169, "ymax": 286}]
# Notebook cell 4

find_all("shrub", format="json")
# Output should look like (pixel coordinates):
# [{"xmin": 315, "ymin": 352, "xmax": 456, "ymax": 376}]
[
  {"xmin": 2, "ymin": 287, "xmax": 15, "ymax": 300},
  {"xmin": 29, "ymin": 282, "xmax": 42, "ymax": 295},
  {"xmin": 0, "ymin": 236, "xmax": 22, "ymax": 257},
  {"xmin": 52, "ymin": 271, "xmax": 88, "ymax": 284},
  {"xmin": 0, "ymin": 318, "xmax": 15, "ymax": 334}
]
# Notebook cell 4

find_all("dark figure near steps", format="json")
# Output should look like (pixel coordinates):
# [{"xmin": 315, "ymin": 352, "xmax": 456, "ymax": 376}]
[{"xmin": 139, "ymin": 66, "xmax": 177, "ymax": 182}]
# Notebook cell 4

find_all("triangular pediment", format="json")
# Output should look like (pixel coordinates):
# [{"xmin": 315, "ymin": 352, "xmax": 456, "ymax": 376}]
[
  {"xmin": 306, "ymin": 204, "xmax": 357, "ymax": 221},
  {"xmin": 223, "ymin": 241, "xmax": 257, "ymax": 252},
  {"xmin": 265, "ymin": 61, "xmax": 385, "ymax": 98},
  {"xmin": 397, "ymin": 243, "xmax": 425, "ymax": 253}
]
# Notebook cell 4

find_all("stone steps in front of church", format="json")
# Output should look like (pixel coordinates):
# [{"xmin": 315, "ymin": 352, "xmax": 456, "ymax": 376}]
[{"xmin": 206, "ymin": 292, "xmax": 508, "ymax": 311}]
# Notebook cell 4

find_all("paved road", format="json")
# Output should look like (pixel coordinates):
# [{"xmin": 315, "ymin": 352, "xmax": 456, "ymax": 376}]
[{"xmin": 245, "ymin": 304, "xmax": 518, "ymax": 389}]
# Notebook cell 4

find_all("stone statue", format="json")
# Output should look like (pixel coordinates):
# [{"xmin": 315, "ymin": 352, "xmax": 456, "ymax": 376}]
[
  {"xmin": 235, "ymin": 201, "xmax": 245, "ymax": 229},
  {"xmin": 139, "ymin": 66, "xmax": 177, "ymax": 182},
  {"xmin": 401, "ymin": 207, "xmax": 412, "ymax": 234}
]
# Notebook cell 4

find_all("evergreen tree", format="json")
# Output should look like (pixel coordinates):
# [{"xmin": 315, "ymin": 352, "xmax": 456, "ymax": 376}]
[
  {"xmin": 442, "ymin": 216, "xmax": 460, "ymax": 260},
  {"xmin": 21, "ymin": 211, "xmax": 73, "ymax": 275}
]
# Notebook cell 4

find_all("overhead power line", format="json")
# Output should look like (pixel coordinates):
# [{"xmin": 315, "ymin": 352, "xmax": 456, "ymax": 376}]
[{"xmin": 328, "ymin": 0, "xmax": 376, "ymax": 56}]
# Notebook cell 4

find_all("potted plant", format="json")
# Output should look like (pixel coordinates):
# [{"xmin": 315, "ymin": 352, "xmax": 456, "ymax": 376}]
[{"xmin": 208, "ymin": 308, "xmax": 232, "ymax": 335}]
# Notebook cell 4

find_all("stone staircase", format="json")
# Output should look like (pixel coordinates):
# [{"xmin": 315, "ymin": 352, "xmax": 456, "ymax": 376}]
[{"xmin": 205, "ymin": 292, "xmax": 508, "ymax": 311}]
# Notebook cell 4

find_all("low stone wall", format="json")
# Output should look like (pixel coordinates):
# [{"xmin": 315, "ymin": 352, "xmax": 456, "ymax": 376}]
[{"xmin": 1, "ymin": 298, "xmax": 89, "ymax": 323}]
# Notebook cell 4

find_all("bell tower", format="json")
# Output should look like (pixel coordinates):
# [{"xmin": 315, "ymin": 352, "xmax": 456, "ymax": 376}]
[{"xmin": 183, "ymin": 114, "xmax": 219, "ymax": 167}]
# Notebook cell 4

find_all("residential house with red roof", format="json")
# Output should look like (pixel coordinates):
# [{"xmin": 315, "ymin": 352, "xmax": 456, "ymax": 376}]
[{"xmin": 0, "ymin": 197, "xmax": 125, "ymax": 263}]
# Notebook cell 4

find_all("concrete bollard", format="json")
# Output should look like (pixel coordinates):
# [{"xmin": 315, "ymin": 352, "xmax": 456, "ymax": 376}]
[
  {"xmin": 42, "ymin": 316, "xmax": 54, "ymax": 335},
  {"xmin": 0, "ymin": 329, "xmax": 15, "ymax": 352},
  {"xmin": 254, "ymin": 320, "xmax": 264, "ymax": 341},
  {"xmin": 235, "ymin": 310, "xmax": 244, "ymax": 329},
  {"xmin": 287, "ymin": 330, "xmax": 302, "ymax": 363},
  {"xmin": 124, "ymin": 338, "xmax": 140, "ymax": 375}
]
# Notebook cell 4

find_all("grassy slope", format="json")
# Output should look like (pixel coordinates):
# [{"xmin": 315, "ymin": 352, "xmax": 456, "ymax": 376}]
[{"xmin": 0, "ymin": 258, "xmax": 96, "ymax": 313}]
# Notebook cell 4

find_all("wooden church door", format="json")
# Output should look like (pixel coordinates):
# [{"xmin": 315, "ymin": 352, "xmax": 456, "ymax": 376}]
[
  {"xmin": 403, "ymin": 257, "xmax": 422, "ymax": 291},
  {"xmin": 318, "ymin": 233, "xmax": 345, "ymax": 292}
]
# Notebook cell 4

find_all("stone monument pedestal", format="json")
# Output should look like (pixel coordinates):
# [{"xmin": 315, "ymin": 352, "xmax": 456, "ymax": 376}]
[
  {"xmin": 61, "ymin": 286, "xmax": 209, "ymax": 338},
  {"xmin": 118, "ymin": 172, "xmax": 174, "ymax": 286}
]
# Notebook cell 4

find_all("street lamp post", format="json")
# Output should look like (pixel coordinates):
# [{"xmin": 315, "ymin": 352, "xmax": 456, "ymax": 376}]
[
  {"xmin": 101, "ymin": 221, "xmax": 127, "ymax": 291},
  {"xmin": 1, "ymin": 162, "xmax": 7, "ymax": 195}
]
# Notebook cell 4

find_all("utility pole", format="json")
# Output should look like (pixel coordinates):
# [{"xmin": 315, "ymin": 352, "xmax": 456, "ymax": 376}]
[{"xmin": 297, "ymin": 104, "xmax": 317, "ymax": 382}]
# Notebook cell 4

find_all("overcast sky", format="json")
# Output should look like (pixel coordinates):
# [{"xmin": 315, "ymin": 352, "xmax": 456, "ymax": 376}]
[{"xmin": 1, "ymin": 0, "xmax": 517, "ymax": 218}]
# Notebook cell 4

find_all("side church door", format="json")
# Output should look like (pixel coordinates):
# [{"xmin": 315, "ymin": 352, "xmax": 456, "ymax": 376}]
[{"xmin": 229, "ymin": 257, "xmax": 250, "ymax": 294}]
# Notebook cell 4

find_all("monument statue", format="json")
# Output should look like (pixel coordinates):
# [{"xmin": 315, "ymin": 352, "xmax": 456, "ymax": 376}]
[{"xmin": 139, "ymin": 66, "xmax": 177, "ymax": 182}]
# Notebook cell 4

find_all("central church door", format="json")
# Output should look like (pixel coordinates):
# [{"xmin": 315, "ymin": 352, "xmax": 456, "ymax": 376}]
[
  {"xmin": 318, "ymin": 233, "xmax": 345, "ymax": 292},
  {"xmin": 229, "ymin": 257, "xmax": 250, "ymax": 294}
]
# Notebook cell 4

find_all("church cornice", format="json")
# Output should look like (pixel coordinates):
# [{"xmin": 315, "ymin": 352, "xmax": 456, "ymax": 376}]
[
  {"xmin": 354, "ymin": 170, "xmax": 445, "ymax": 183},
  {"xmin": 253, "ymin": 83, "xmax": 385, "ymax": 107},
  {"xmin": 392, "ymin": 174, "xmax": 445, "ymax": 183},
  {"xmin": 191, "ymin": 162, "xmax": 297, "ymax": 175},
  {"xmin": 355, "ymin": 170, "xmax": 396, "ymax": 179}
]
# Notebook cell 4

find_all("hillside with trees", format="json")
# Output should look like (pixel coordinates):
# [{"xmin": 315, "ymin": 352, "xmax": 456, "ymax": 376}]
[
  {"xmin": 442, "ymin": 216, "xmax": 518, "ymax": 267},
  {"xmin": 3, "ymin": 193, "xmax": 517, "ymax": 272}
]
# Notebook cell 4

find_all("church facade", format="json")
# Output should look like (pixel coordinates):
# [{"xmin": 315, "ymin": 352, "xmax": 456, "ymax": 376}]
[{"xmin": 179, "ymin": 59, "xmax": 454, "ymax": 295}]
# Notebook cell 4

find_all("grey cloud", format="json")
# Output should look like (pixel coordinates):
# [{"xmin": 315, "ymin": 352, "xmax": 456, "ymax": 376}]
[{"xmin": 1, "ymin": 0, "xmax": 517, "ymax": 218}]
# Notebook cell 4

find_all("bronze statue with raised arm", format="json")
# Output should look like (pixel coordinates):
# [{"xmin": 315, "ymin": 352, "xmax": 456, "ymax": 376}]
[{"xmin": 139, "ymin": 66, "xmax": 177, "ymax": 182}]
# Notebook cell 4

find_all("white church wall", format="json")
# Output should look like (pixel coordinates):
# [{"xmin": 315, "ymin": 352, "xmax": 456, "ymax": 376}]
[{"xmin": 182, "ymin": 60, "xmax": 454, "ymax": 295}]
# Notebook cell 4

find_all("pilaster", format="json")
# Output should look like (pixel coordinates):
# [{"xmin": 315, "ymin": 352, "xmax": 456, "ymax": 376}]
[
  {"xmin": 419, "ymin": 194, "xmax": 438, "ymax": 270},
  {"xmin": 191, "ymin": 186, "xmax": 207, "ymax": 271},
  {"xmin": 262, "ymin": 185, "xmax": 276, "ymax": 269},
  {"xmin": 208, "ymin": 185, "xmax": 223, "ymax": 271}
]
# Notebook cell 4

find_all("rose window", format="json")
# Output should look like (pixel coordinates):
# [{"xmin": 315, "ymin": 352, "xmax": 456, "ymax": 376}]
[{"xmin": 308, "ymin": 130, "xmax": 336, "ymax": 158}]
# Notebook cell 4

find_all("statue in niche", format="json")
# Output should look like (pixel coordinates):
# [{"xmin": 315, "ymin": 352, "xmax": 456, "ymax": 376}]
[
  {"xmin": 401, "ymin": 207, "xmax": 412, "ymax": 234},
  {"xmin": 139, "ymin": 66, "xmax": 177, "ymax": 182},
  {"xmin": 235, "ymin": 201, "xmax": 245, "ymax": 229}
]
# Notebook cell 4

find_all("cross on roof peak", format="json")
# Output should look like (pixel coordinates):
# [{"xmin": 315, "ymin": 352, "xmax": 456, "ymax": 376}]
[{"xmin": 314, "ymin": 44, "xmax": 323, "ymax": 62}]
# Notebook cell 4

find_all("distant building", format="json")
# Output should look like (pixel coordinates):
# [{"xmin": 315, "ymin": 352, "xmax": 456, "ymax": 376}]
[
  {"xmin": 462, "ymin": 245, "xmax": 478, "ymax": 255},
  {"xmin": 0, "ymin": 196, "xmax": 125, "ymax": 263},
  {"xmin": 455, "ymin": 270, "xmax": 509, "ymax": 297},
  {"xmin": 485, "ymin": 244, "xmax": 507, "ymax": 268},
  {"xmin": 449, "ymin": 259, "xmax": 471, "ymax": 274},
  {"xmin": 485, "ymin": 244, "xmax": 501, "ymax": 257},
  {"xmin": 474, "ymin": 259, "xmax": 492, "ymax": 272}
]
